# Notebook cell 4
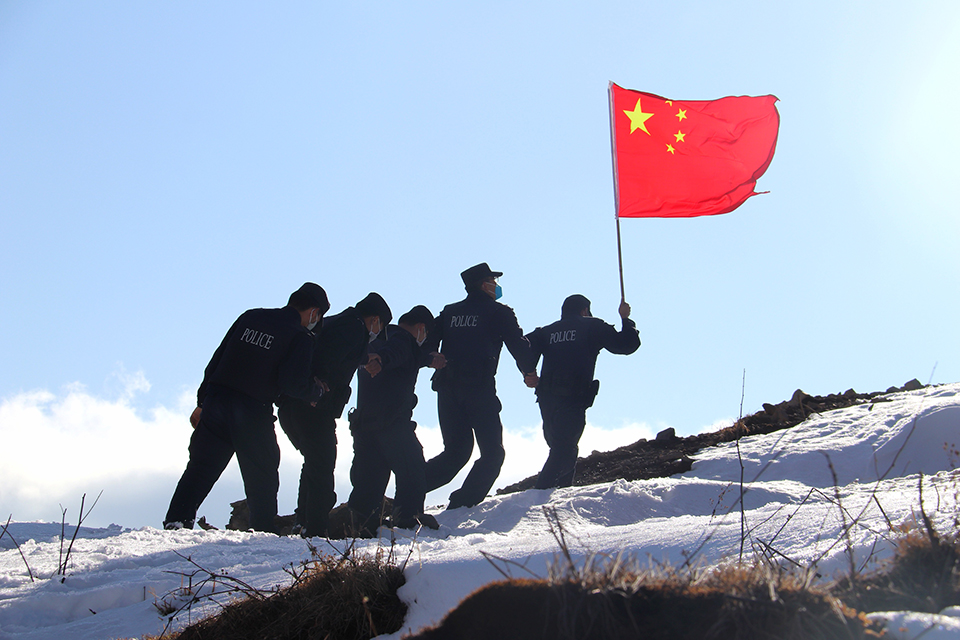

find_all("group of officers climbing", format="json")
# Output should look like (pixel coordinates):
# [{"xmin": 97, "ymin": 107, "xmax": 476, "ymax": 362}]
[{"xmin": 163, "ymin": 263, "xmax": 640, "ymax": 536}]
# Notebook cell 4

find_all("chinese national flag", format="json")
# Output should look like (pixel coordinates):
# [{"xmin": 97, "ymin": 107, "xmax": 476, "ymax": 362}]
[{"xmin": 609, "ymin": 83, "xmax": 780, "ymax": 218}]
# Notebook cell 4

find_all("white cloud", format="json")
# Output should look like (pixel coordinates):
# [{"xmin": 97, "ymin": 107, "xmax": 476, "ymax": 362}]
[
  {"xmin": 0, "ymin": 377, "xmax": 194, "ymax": 525},
  {"xmin": 109, "ymin": 365, "xmax": 152, "ymax": 401},
  {"xmin": 0, "ymin": 378, "xmax": 657, "ymax": 529}
]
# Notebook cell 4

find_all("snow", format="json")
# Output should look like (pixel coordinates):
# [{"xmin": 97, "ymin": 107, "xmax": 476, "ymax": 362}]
[{"xmin": 3, "ymin": 383, "xmax": 960, "ymax": 640}]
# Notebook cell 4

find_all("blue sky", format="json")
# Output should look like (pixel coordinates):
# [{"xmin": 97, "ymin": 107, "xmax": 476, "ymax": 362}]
[{"xmin": 1, "ymin": 1, "xmax": 958, "ymax": 527}]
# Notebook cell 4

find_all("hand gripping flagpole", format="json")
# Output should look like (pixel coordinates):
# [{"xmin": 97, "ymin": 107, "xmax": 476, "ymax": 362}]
[{"xmin": 608, "ymin": 82, "xmax": 626, "ymax": 303}]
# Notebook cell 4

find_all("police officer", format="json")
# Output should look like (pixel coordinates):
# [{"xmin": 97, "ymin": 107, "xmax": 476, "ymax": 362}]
[
  {"xmin": 424, "ymin": 263, "xmax": 538, "ymax": 509},
  {"xmin": 347, "ymin": 305, "xmax": 440, "ymax": 533},
  {"xmin": 278, "ymin": 292, "xmax": 391, "ymax": 538},
  {"xmin": 526, "ymin": 295, "xmax": 640, "ymax": 489},
  {"xmin": 164, "ymin": 283, "xmax": 329, "ymax": 533}
]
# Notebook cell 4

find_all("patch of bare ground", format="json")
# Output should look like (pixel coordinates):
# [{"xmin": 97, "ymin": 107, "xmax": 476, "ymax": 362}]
[
  {"xmin": 403, "ymin": 566, "xmax": 881, "ymax": 640},
  {"xmin": 403, "ymin": 510, "xmax": 890, "ymax": 640},
  {"xmin": 497, "ymin": 379, "xmax": 925, "ymax": 495}
]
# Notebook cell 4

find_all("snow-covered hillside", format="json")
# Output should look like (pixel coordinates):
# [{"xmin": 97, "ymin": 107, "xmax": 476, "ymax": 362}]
[{"xmin": 2, "ymin": 383, "xmax": 959, "ymax": 640}]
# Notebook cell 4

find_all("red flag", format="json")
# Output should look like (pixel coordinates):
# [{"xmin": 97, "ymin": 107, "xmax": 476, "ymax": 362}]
[{"xmin": 609, "ymin": 83, "xmax": 780, "ymax": 218}]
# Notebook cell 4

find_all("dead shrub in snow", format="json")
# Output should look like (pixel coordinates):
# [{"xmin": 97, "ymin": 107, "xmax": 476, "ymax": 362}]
[
  {"xmin": 830, "ymin": 468, "xmax": 960, "ymax": 615},
  {"xmin": 151, "ymin": 542, "xmax": 406, "ymax": 640},
  {"xmin": 836, "ymin": 518, "xmax": 960, "ymax": 614}
]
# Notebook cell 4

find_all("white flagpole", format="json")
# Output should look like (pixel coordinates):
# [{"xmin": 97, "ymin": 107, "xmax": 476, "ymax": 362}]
[{"xmin": 608, "ymin": 82, "xmax": 626, "ymax": 303}]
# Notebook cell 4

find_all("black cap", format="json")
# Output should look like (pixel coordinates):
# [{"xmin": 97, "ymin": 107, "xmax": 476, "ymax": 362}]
[
  {"xmin": 561, "ymin": 294, "xmax": 591, "ymax": 319},
  {"xmin": 460, "ymin": 262, "xmax": 503, "ymax": 288},
  {"xmin": 289, "ymin": 283, "xmax": 330, "ymax": 313},
  {"xmin": 355, "ymin": 292, "xmax": 392, "ymax": 325},
  {"xmin": 399, "ymin": 305, "xmax": 434, "ymax": 329}
]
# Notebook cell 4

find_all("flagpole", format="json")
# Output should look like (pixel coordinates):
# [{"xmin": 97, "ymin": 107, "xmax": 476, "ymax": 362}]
[
  {"xmin": 608, "ymin": 82, "xmax": 626, "ymax": 303},
  {"xmin": 616, "ymin": 215, "xmax": 625, "ymax": 302}
]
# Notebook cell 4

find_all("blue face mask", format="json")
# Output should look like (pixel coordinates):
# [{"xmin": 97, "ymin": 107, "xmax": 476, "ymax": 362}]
[{"xmin": 494, "ymin": 284, "xmax": 503, "ymax": 300}]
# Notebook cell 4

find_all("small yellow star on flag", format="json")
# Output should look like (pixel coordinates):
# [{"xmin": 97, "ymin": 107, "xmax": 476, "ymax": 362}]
[
  {"xmin": 676, "ymin": 108, "xmax": 687, "ymax": 122},
  {"xmin": 666, "ymin": 144, "xmax": 676, "ymax": 154},
  {"xmin": 674, "ymin": 130, "xmax": 686, "ymax": 142},
  {"xmin": 623, "ymin": 98, "xmax": 654, "ymax": 135}
]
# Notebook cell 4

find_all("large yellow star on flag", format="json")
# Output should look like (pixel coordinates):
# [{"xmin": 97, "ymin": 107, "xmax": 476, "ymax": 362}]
[{"xmin": 623, "ymin": 98, "xmax": 654, "ymax": 135}]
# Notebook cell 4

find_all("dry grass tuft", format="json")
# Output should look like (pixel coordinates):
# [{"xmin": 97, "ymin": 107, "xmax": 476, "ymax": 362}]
[
  {"xmin": 560, "ymin": 553, "xmax": 877, "ymax": 640},
  {"xmin": 836, "ymin": 518, "xmax": 960, "ymax": 614},
  {"xmin": 149, "ymin": 543, "xmax": 407, "ymax": 640}
]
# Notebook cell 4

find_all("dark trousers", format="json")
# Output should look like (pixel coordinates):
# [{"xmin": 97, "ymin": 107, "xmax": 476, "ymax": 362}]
[
  {"xmin": 348, "ymin": 421, "xmax": 426, "ymax": 525},
  {"xmin": 424, "ymin": 381, "xmax": 504, "ymax": 509},
  {"xmin": 278, "ymin": 400, "xmax": 338, "ymax": 537},
  {"xmin": 534, "ymin": 394, "xmax": 588, "ymax": 490},
  {"xmin": 165, "ymin": 388, "xmax": 280, "ymax": 532}
]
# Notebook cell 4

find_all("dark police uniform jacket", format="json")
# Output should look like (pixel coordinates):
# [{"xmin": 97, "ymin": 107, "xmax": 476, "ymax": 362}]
[
  {"xmin": 197, "ymin": 306, "xmax": 319, "ymax": 407},
  {"xmin": 429, "ymin": 291, "xmax": 536, "ymax": 387},
  {"xmin": 526, "ymin": 315, "xmax": 640, "ymax": 402},
  {"xmin": 352, "ymin": 326, "xmax": 426, "ymax": 431},
  {"xmin": 308, "ymin": 306, "xmax": 370, "ymax": 418}
]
